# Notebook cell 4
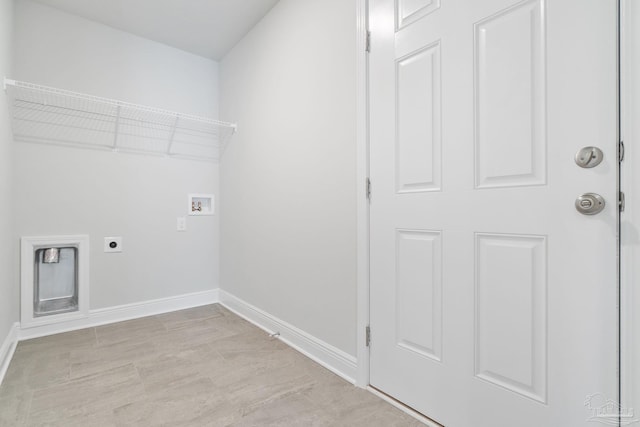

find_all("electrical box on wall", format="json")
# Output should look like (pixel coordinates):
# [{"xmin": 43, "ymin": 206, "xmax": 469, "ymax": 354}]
[
  {"xmin": 188, "ymin": 194, "xmax": 214, "ymax": 216},
  {"xmin": 104, "ymin": 237, "xmax": 123, "ymax": 253}
]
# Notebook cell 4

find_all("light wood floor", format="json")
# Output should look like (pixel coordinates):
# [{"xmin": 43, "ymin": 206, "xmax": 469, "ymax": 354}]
[{"xmin": 0, "ymin": 304, "xmax": 423, "ymax": 426}]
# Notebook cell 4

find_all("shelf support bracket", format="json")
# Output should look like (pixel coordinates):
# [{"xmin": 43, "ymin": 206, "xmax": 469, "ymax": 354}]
[
  {"xmin": 112, "ymin": 105, "xmax": 121, "ymax": 151},
  {"xmin": 167, "ymin": 114, "xmax": 180, "ymax": 156},
  {"xmin": 3, "ymin": 77, "xmax": 16, "ymax": 91}
]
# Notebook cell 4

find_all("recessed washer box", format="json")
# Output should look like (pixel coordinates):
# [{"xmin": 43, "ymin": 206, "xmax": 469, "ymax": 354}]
[
  {"xmin": 104, "ymin": 237, "xmax": 123, "ymax": 253},
  {"xmin": 188, "ymin": 194, "xmax": 214, "ymax": 216}
]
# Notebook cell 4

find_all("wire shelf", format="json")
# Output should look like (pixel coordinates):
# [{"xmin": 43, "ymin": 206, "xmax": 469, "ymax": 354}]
[{"xmin": 4, "ymin": 78, "xmax": 237, "ymax": 161}]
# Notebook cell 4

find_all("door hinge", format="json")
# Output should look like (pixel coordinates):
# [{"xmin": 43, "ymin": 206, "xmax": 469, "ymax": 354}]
[
  {"xmin": 366, "ymin": 325, "xmax": 371, "ymax": 347},
  {"xmin": 366, "ymin": 31, "xmax": 371, "ymax": 53},
  {"xmin": 619, "ymin": 141, "xmax": 625, "ymax": 163},
  {"xmin": 620, "ymin": 191, "xmax": 626, "ymax": 213},
  {"xmin": 366, "ymin": 178, "xmax": 372, "ymax": 200}
]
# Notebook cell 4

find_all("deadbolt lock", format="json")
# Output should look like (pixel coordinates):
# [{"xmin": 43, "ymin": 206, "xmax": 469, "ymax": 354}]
[
  {"xmin": 575, "ymin": 193, "xmax": 605, "ymax": 215},
  {"xmin": 575, "ymin": 147, "xmax": 604, "ymax": 168}
]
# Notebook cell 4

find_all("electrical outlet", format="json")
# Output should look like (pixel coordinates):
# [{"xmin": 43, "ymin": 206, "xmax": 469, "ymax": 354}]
[
  {"xmin": 177, "ymin": 217, "xmax": 187, "ymax": 232},
  {"xmin": 104, "ymin": 237, "xmax": 123, "ymax": 253}
]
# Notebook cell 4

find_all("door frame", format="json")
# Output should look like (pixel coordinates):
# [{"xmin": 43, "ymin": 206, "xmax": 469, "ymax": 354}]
[
  {"xmin": 621, "ymin": 0, "xmax": 639, "ymax": 422},
  {"xmin": 355, "ymin": 0, "xmax": 370, "ymax": 388},
  {"xmin": 357, "ymin": 0, "xmax": 634, "ymax": 423}
]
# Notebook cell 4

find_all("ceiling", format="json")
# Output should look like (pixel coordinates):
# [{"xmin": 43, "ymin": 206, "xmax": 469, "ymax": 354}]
[{"xmin": 32, "ymin": 0, "xmax": 280, "ymax": 60}]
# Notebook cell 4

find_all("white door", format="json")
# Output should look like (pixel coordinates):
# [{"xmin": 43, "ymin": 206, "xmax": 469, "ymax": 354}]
[{"xmin": 369, "ymin": 0, "xmax": 619, "ymax": 426}]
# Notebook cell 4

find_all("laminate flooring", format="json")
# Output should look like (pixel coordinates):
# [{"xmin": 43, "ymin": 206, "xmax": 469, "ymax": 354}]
[{"xmin": 0, "ymin": 304, "xmax": 425, "ymax": 426}]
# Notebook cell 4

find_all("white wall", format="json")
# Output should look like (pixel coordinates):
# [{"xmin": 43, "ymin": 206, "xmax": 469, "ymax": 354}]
[
  {"xmin": 12, "ymin": 0, "xmax": 220, "ymax": 310},
  {"xmin": 0, "ymin": 0, "xmax": 16, "ymax": 341},
  {"xmin": 220, "ymin": 0, "xmax": 357, "ymax": 356}
]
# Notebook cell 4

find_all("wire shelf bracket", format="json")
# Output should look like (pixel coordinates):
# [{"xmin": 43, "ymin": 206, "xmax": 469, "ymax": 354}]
[{"xmin": 3, "ymin": 77, "xmax": 237, "ymax": 162}]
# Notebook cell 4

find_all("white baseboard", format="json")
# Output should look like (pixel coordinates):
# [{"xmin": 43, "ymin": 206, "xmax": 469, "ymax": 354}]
[
  {"xmin": 219, "ymin": 290, "xmax": 358, "ymax": 384},
  {"xmin": 19, "ymin": 289, "xmax": 219, "ymax": 340},
  {"xmin": 0, "ymin": 322, "xmax": 19, "ymax": 386}
]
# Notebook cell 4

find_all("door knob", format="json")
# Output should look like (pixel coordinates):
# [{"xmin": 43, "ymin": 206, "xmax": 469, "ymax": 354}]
[
  {"xmin": 575, "ymin": 193, "xmax": 605, "ymax": 215},
  {"xmin": 575, "ymin": 147, "xmax": 604, "ymax": 168}
]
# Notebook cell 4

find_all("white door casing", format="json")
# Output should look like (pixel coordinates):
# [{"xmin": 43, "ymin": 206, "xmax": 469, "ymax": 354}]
[
  {"xmin": 621, "ymin": 0, "xmax": 640, "ymax": 422},
  {"xmin": 368, "ymin": 0, "xmax": 619, "ymax": 426}
]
